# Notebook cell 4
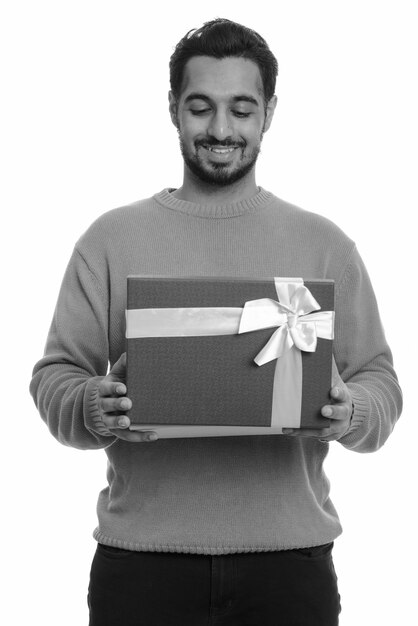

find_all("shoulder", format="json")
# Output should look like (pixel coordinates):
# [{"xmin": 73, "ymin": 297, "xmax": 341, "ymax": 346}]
[
  {"xmin": 269, "ymin": 194, "xmax": 354, "ymax": 246},
  {"xmin": 74, "ymin": 194, "xmax": 161, "ymax": 253},
  {"xmin": 82, "ymin": 195, "xmax": 156, "ymax": 236},
  {"xmin": 67, "ymin": 194, "xmax": 161, "ymax": 279},
  {"xmin": 268, "ymin": 194, "xmax": 356, "ymax": 270},
  {"xmin": 264, "ymin": 193, "xmax": 358, "ymax": 284}
]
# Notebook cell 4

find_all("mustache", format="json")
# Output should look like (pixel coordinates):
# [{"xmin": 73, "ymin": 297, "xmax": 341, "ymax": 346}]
[{"xmin": 195, "ymin": 139, "xmax": 246, "ymax": 149}]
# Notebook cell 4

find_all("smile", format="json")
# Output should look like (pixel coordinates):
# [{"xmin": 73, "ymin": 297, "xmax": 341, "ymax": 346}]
[
  {"xmin": 202, "ymin": 146, "xmax": 239, "ymax": 154},
  {"xmin": 208, "ymin": 147, "xmax": 236, "ymax": 153}
]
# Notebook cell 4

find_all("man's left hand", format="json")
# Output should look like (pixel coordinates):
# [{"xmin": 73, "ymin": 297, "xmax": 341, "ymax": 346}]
[{"xmin": 282, "ymin": 358, "xmax": 353, "ymax": 442}]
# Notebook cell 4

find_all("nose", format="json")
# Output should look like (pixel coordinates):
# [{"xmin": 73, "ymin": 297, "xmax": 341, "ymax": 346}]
[{"xmin": 207, "ymin": 108, "xmax": 232, "ymax": 141}]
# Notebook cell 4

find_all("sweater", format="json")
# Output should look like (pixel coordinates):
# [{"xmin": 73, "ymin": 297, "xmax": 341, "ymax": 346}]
[{"xmin": 30, "ymin": 188, "xmax": 402, "ymax": 554}]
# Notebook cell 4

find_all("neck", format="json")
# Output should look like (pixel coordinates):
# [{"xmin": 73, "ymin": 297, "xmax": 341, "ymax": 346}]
[{"xmin": 172, "ymin": 167, "xmax": 259, "ymax": 205}]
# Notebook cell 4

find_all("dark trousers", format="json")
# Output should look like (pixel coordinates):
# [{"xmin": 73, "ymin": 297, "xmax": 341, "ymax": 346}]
[{"xmin": 88, "ymin": 542, "xmax": 341, "ymax": 626}]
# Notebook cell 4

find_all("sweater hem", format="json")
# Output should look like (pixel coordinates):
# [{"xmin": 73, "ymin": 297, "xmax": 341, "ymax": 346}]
[{"xmin": 93, "ymin": 528, "xmax": 343, "ymax": 555}]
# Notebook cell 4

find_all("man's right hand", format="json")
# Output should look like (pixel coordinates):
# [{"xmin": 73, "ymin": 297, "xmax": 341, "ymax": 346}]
[{"xmin": 97, "ymin": 353, "xmax": 158, "ymax": 442}]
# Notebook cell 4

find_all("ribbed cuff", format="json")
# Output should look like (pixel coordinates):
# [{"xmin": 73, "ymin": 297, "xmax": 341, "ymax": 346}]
[
  {"xmin": 84, "ymin": 376, "xmax": 115, "ymax": 437},
  {"xmin": 337, "ymin": 382, "xmax": 370, "ymax": 444}
]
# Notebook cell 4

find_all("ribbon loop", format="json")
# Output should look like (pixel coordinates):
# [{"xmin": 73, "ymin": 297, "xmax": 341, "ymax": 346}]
[
  {"xmin": 237, "ymin": 298, "xmax": 287, "ymax": 334},
  {"xmin": 291, "ymin": 321, "xmax": 317, "ymax": 352}
]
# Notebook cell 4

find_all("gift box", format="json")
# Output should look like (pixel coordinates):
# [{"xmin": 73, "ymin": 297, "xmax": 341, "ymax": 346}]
[{"xmin": 125, "ymin": 276, "xmax": 334, "ymax": 438}]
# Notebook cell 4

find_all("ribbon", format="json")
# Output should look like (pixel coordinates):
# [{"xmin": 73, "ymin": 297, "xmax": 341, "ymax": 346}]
[
  {"xmin": 125, "ymin": 278, "xmax": 334, "ymax": 428},
  {"xmin": 238, "ymin": 278, "xmax": 333, "ymax": 427}
]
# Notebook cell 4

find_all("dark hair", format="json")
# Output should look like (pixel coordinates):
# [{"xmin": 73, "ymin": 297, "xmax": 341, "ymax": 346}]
[{"xmin": 169, "ymin": 18, "xmax": 278, "ymax": 106}]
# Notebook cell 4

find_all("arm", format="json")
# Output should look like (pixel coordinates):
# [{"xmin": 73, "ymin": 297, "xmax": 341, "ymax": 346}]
[
  {"xmin": 283, "ymin": 245, "xmax": 402, "ymax": 451},
  {"xmin": 332, "ymin": 245, "xmax": 402, "ymax": 452},
  {"xmin": 30, "ymin": 247, "xmax": 117, "ymax": 449},
  {"xmin": 30, "ymin": 246, "xmax": 159, "ymax": 449}
]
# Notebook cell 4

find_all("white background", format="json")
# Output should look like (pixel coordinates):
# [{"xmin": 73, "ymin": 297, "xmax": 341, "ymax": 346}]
[{"xmin": 1, "ymin": 1, "xmax": 416, "ymax": 624}]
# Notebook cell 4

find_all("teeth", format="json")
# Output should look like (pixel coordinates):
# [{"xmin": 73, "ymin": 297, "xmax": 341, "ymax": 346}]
[{"xmin": 208, "ymin": 147, "xmax": 235, "ymax": 153}]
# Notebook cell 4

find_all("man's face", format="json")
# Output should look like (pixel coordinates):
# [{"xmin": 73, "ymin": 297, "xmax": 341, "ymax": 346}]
[{"xmin": 169, "ymin": 56, "xmax": 276, "ymax": 187}]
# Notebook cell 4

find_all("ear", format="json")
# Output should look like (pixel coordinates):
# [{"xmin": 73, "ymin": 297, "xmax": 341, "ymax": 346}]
[
  {"xmin": 168, "ymin": 91, "xmax": 179, "ymax": 128},
  {"xmin": 263, "ymin": 95, "xmax": 278, "ymax": 133}
]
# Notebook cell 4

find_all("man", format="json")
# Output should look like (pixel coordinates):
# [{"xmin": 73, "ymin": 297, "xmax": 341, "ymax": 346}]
[{"xmin": 30, "ymin": 18, "xmax": 402, "ymax": 626}]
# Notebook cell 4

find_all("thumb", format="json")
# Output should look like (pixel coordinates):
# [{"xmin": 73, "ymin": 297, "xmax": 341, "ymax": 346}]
[
  {"xmin": 107, "ymin": 352, "xmax": 127, "ymax": 383},
  {"xmin": 331, "ymin": 355, "xmax": 342, "ymax": 388}
]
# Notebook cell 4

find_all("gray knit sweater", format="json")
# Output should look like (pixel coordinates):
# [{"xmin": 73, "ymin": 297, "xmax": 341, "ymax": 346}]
[{"xmin": 30, "ymin": 188, "xmax": 402, "ymax": 554}]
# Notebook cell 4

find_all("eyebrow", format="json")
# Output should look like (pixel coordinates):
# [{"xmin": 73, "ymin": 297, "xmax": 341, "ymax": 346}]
[{"xmin": 184, "ymin": 93, "xmax": 259, "ymax": 107}]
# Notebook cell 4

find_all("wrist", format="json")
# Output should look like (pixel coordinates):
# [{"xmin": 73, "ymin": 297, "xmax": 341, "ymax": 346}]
[
  {"xmin": 84, "ymin": 377, "xmax": 114, "ymax": 437},
  {"xmin": 337, "ymin": 383, "xmax": 368, "ymax": 442}
]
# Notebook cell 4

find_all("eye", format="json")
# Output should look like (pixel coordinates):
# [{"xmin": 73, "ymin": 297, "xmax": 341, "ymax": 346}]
[
  {"xmin": 232, "ymin": 111, "xmax": 252, "ymax": 118},
  {"xmin": 190, "ymin": 109, "xmax": 211, "ymax": 116}
]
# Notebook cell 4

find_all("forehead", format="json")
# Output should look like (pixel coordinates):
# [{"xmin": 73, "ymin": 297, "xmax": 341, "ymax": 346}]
[{"xmin": 179, "ymin": 56, "xmax": 264, "ymax": 103}]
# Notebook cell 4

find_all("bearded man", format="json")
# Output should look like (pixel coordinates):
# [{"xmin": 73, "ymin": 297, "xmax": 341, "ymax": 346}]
[{"xmin": 30, "ymin": 18, "xmax": 402, "ymax": 626}]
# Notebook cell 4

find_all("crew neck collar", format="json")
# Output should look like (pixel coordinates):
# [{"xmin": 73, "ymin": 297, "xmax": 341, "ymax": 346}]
[{"xmin": 153, "ymin": 187, "xmax": 274, "ymax": 219}]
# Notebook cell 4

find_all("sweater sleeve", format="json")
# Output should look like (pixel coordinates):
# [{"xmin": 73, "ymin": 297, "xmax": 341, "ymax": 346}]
[
  {"xmin": 333, "ymin": 246, "xmax": 402, "ymax": 452},
  {"xmin": 29, "ymin": 247, "xmax": 117, "ymax": 450}
]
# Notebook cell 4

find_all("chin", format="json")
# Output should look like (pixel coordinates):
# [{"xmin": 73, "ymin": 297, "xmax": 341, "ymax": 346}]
[
  {"xmin": 180, "ymin": 137, "xmax": 261, "ymax": 187},
  {"xmin": 186, "ymin": 156, "xmax": 259, "ymax": 187}
]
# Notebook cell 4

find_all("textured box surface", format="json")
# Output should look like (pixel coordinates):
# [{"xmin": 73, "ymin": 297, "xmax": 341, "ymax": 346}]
[{"xmin": 126, "ymin": 276, "xmax": 334, "ymax": 430}]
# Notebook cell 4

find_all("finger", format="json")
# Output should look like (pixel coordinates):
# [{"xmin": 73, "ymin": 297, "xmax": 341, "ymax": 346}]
[
  {"xmin": 107, "ymin": 352, "xmax": 127, "ymax": 382},
  {"xmin": 282, "ymin": 427, "xmax": 331, "ymax": 438},
  {"xmin": 282, "ymin": 427, "xmax": 345, "ymax": 442},
  {"xmin": 329, "ymin": 385, "xmax": 350, "ymax": 404},
  {"xmin": 321, "ymin": 402, "xmax": 351, "ymax": 421},
  {"xmin": 100, "ymin": 396, "xmax": 132, "ymax": 414},
  {"xmin": 98, "ymin": 379, "xmax": 127, "ymax": 397},
  {"xmin": 101, "ymin": 414, "xmax": 131, "ymax": 430},
  {"xmin": 331, "ymin": 356, "xmax": 341, "ymax": 387},
  {"xmin": 114, "ymin": 430, "xmax": 158, "ymax": 443}
]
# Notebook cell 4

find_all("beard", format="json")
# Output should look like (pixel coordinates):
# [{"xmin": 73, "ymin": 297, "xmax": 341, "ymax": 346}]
[{"xmin": 178, "ymin": 135, "xmax": 263, "ymax": 187}]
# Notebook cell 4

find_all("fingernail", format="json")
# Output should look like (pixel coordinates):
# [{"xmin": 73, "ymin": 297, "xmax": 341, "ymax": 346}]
[
  {"xmin": 118, "ymin": 417, "xmax": 129, "ymax": 427},
  {"xmin": 148, "ymin": 433, "xmax": 158, "ymax": 441},
  {"xmin": 333, "ymin": 387, "xmax": 340, "ymax": 397},
  {"xmin": 322, "ymin": 407, "xmax": 333, "ymax": 417},
  {"xmin": 117, "ymin": 385, "xmax": 125, "ymax": 395},
  {"xmin": 120, "ymin": 399, "xmax": 130, "ymax": 409}
]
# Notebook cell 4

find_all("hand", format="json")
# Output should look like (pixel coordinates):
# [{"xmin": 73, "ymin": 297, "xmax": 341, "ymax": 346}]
[
  {"xmin": 282, "ymin": 357, "xmax": 353, "ymax": 443},
  {"xmin": 97, "ymin": 352, "xmax": 158, "ymax": 442}
]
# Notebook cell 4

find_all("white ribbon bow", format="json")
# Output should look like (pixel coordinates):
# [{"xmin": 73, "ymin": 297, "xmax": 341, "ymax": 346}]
[
  {"xmin": 237, "ymin": 277, "xmax": 334, "ymax": 428},
  {"xmin": 238, "ymin": 278, "xmax": 333, "ymax": 365}
]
